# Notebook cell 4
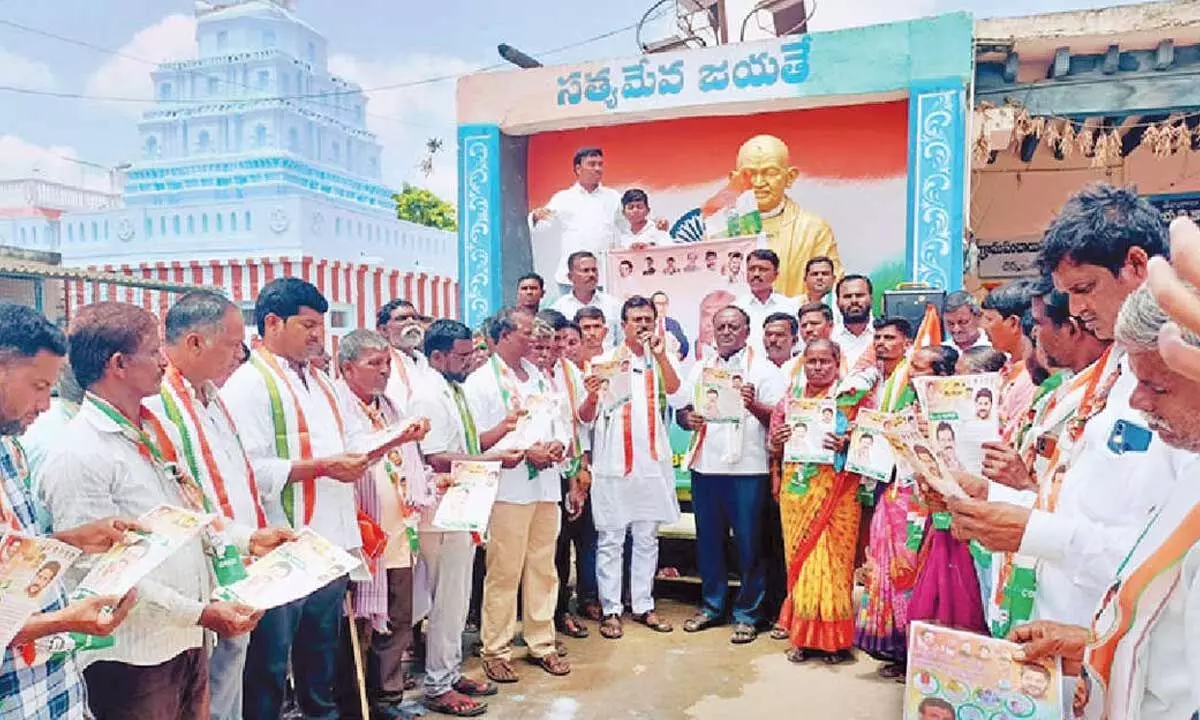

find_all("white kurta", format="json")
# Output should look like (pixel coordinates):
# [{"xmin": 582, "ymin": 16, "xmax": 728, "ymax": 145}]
[
  {"xmin": 618, "ymin": 225, "xmax": 673, "ymax": 248},
  {"xmin": 529, "ymin": 182, "xmax": 623, "ymax": 286},
  {"xmin": 551, "ymin": 289, "xmax": 622, "ymax": 347},
  {"xmin": 589, "ymin": 346, "xmax": 681, "ymax": 531},
  {"xmin": 735, "ymin": 291, "xmax": 801, "ymax": 357},
  {"xmin": 221, "ymin": 350, "xmax": 361, "ymax": 550},
  {"xmin": 830, "ymin": 323, "xmax": 875, "ymax": 370},
  {"xmin": 683, "ymin": 347, "xmax": 784, "ymax": 476},
  {"xmin": 386, "ymin": 349, "xmax": 433, "ymax": 414},
  {"xmin": 1083, "ymin": 453, "xmax": 1200, "ymax": 720}
]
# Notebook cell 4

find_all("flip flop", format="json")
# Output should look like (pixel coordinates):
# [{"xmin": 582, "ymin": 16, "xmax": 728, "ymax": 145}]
[{"xmin": 425, "ymin": 690, "xmax": 487, "ymax": 717}]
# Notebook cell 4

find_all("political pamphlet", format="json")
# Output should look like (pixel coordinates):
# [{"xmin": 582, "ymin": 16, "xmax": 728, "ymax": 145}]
[
  {"xmin": 697, "ymin": 367, "xmax": 745, "ymax": 424},
  {"xmin": 432, "ymin": 460, "xmax": 502, "ymax": 533},
  {"xmin": 358, "ymin": 417, "xmax": 427, "ymax": 462},
  {"xmin": 212, "ymin": 529, "xmax": 361, "ymax": 610},
  {"xmin": 905, "ymin": 621, "xmax": 1064, "ymax": 720},
  {"xmin": 784, "ymin": 398, "xmax": 836, "ymax": 465},
  {"xmin": 492, "ymin": 394, "xmax": 565, "ymax": 452},
  {"xmin": 883, "ymin": 421, "xmax": 967, "ymax": 501},
  {"xmin": 0, "ymin": 533, "xmax": 80, "ymax": 649},
  {"xmin": 73, "ymin": 504, "xmax": 210, "ymax": 600},
  {"xmin": 846, "ymin": 409, "xmax": 897, "ymax": 481},
  {"xmin": 912, "ymin": 373, "xmax": 1003, "ymax": 476},
  {"xmin": 588, "ymin": 359, "xmax": 632, "ymax": 413}
]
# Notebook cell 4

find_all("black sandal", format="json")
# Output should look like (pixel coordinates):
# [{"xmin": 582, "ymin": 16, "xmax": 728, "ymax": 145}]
[
  {"xmin": 823, "ymin": 649, "xmax": 855, "ymax": 665},
  {"xmin": 599, "ymin": 614, "xmax": 623, "ymax": 639},
  {"xmin": 452, "ymin": 676, "xmax": 498, "ymax": 697},
  {"xmin": 556, "ymin": 612, "xmax": 589, "ymax": 639},
  {"xmin": 633, "ymin": 611, "xmax": 674, "ymax": 633},
  {"xmin": 786, "ymin": 647, "xmax": 824, "ymax": 663},
  {"xmin": 425, "ymin": 690, "xmax": 488, "ymax": 717}
]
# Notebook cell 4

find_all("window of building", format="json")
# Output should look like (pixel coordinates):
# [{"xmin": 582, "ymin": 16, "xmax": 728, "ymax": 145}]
[
  {"xmin": 187, "ymin": 216, "xmax": 195, "ymax": 234},
  {"xmin": 145, "ymin": 218, "xmax": 153, "ymax": 237},
  {"xmin": 197, "ymin": 130, "xmax": 211, "ymax": 153},
  {"xmin": 335, "ymin": 217, "xmax": 341, "ymax": 236},
  {"xmin": 331, "ymin": 141, "xmax": 340, "ymax": 163},
  {"xmin": 91, "ymin": 222, "xmax": 98, "ymax": 241},
  {"xmin": 231, "ymin": 212, "xmax": 238, "ymax": 231},
  {"xmin": 104, "ymin": 221, "xmax": 110, "ymax": 239},
  {"xmin": 160, "ymin": 217, "xmax": 167, "ymax": 235},
  {"xmin": 207, "ymin": 76, "xmax": 219, "ymax": 95},
  {"xmin": 307, "ymin": 41, "xmax": 316, "ymax": 63},
  {"xmin": 256, "ymin": 70, "xmax": 270, "ymax": 90},
  {"xmin": 216, "ymin": 213, "xmax": 223, "ymax": 232},
  {"xmin": 254, "ymin": 125, "xmax": 267, "ymax": 147},
  {"xmin": 18, "ymin": 228, "xmax": 24, "ymax": 244},
  {"xmin": 159, "ymin": 82, "xmax": 172, "ymax": 100},
  {"xmin": 172, "ymin": 215, "xmax": 181, "ymax": 234},
  {"xmin": 244, "ymin": 211, "xmax": 251, "ymax": 230},
  {"xmin": 201, "ymin": 214, "xmax": 209, "ymax": 233},
  {"xmin": 145, "ymin": 136, "xmax": 159, "ymax": 158},
  {"xmin": 66, "ymin": 225, "xmax": 73, "ymax": 242},
  {"xmin": 287, "ymin": 127, "xmax": 299, "ymax": 152}
]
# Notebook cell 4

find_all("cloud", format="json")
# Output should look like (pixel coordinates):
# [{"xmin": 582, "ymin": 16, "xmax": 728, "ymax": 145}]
[
  {"xmin": 0, "ymin": 47, "xmax": 56, "ymax": 91},
  {"xmin": 0, "ymin": 135, "xmax": 115, "ymax": 191},
  {"xmin": 329, "ymin": 52, "xmax": 475, "ymax": 203},
  {"xmin": 84, "ymin": 14, "xmax": 198, "ymax": 115}
]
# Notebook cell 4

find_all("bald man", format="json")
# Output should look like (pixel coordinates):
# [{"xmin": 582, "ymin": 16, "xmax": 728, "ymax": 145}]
[{"xmin": 732, "ymin": 135, "xmax": 840, "ymax": 297}]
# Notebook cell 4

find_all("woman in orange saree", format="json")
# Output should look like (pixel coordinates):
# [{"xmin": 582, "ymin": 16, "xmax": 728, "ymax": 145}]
[{"xmin": 768, "ymin": 340, "xmax": 875, "ymax": 664}]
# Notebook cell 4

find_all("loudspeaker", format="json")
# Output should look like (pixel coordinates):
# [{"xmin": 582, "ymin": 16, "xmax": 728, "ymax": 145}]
[{"xmin": 883, "ymin": 288, "xmax": 946, "ymax": 333}]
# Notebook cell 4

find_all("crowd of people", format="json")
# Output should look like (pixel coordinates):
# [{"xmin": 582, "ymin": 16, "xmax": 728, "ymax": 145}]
[{"xmin": 2, "ymin": 179, "xmax": 1200, "ymax": 720}]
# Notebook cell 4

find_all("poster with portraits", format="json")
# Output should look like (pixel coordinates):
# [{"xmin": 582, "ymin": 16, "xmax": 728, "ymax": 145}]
[
  {"xmin": 492, "ymin": 394, "xmax": 565, "ymax": 451},
  {"xmin": 883, "ymin": 423, "xmax": 966, "ymax": 501},
  {"xmin": 432, "ymin": 460, "xmax": 502, "ymax": 533},
  {"xmin": 0, "ymin": 533, "xmax": 81, "ymax": 649},
  {"xmin": 905, "ymin": 621, "xmax": 1064, "ymax": 720},
  {"xmin": 73, "ymin": 505, "xmax": 210, "ymax": 600},
  {"xmin": 587, "ymin": 359, "xmax": 632, "ymax": 413},
  {"xmin": 912, "ymin": 374, "xmax": 1003, "ymax": 477},
  {"xmin": 784, "ymin": 398, "xmax": 836, "ymax": 465},
  {"xmin": 697, "ymin": 367, "xmax": 744, "ymax": 424},
  {"xmin": 846, "ymin": 409, "xmax": 897, "ymax": 481},
  {"xmin": 213, "ymin": 529, "xmax": 360, "ymax": 610},
  {"xmin": 607, "ymin": 236, "xmax": 759, "ymax": 370}
]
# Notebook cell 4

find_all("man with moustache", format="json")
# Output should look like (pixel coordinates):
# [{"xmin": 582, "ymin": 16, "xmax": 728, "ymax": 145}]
[
  {"xmin": 0, "ymin": 303, "xmax": 145, "ymax": 720},
  {"xmin": 734, "ymin": 249, "xmax": 800, "ymax": 354},
  {"xmin": 678, "ymin": 306, "xmax": 784, "ymax": 644},
  {"xmin": 574, "ymin": 306, "xmax": 609, "ymax": 368},
  {"xmin": 333, "ymin": 329, "xmax": 431, "ymax": 719},
  {"xmin": 378, "ymin": 298, "xmax": 432, "ymax": 412},
  {"xmin": 223, "ymin": 278, "xmax": 374, "ymax": 720},
  {"xmin": 942, "ymin": 291, "xmax": 992, "ymax": 353},
  {"xmin": 831, "ymin": 275, "xmax": 876, "ymax": 370},
  {"xmin": 529, "ymin": 148, "xmax": 623, "ymax": 288},
  {"xmin": 515, "ymin": 273, "xmax": 546, "ymax": 316},
  {"xmin": 144, "ymin": 291, "xmax": 296, "ymax": 720},
  {"xmin": 947, "ymin": 185, "xmax": 1186, "ymax": 672},
  {"xmin": 762, "ymin": 312, "xmax": 798, "ymax": 369},
  {"xmin": 552, "ymin": 252, "xmax": 622, "ymax": 347},
  {"xmin": 40, "ymin": 302, "xmax": 262, "ymax": 719}
]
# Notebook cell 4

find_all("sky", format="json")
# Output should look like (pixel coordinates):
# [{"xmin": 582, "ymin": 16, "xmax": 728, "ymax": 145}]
[{"xmin": 0, "ymin": 0, "xmax": 1146, "ymax": 203}]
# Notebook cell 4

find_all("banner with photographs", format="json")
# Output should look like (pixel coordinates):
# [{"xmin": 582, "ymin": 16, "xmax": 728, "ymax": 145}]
[
  {"xmin": 912, "ymin": 374, "xmax": 1003, "ymax": 477},
  {"xmin": 0, "ymin": 533, "xmax": 81, "ymax": 649},
  {"xmin": 432, "ymin": 460, "xmax": 502, "ymax": 533},
  {"xmin": 846, "ymin": 409, "xmax": 897, "ymax": 482},
  {"xmin": 73, "ymin": 505, "xmax": 210, "ymax": 600},
  {"xmin": 784, "ymin": 398, "xmax": 836, "ymax": 465},
  {"xmin": 905, "ymin": 621, "xmax": 1064, "ymax": 720},
  {"xmin": 607, "ymin": 236, "xmax": 759, "ymax": 367},
  {"xmin": 213, "ymin": 529, "xmax": 360, "ymax": 610},
  {"xmin": 696, "ymin": 367, "xmax": 744, "ymax": 424}
]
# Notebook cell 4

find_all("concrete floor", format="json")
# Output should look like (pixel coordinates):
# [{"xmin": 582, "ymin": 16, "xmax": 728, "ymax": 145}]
[{"xmin": 458, "ymin": 599, "xmax": 904, "ymax": 719}]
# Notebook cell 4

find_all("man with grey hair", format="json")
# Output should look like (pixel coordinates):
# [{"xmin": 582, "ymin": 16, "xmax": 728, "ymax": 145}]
[
  {"xmin": 332, "ymin": 328, "xmax": 430, "ymax": 719},
  {"xmin": 942, "ymin": 290, "xmax": 991, "ymax": 352},
  {"xmin": 1010, "ymin": 282, "xmax": 1200, "ymax": 719},
  {"xmin": 144, "ymin": 290, "xmax": 296, "ymax": 720}
]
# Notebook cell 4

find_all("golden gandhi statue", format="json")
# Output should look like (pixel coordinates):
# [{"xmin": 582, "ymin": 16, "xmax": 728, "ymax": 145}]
[{"xmin": 733, "ymin": 135, "xmax": 841, "ymax": 297}]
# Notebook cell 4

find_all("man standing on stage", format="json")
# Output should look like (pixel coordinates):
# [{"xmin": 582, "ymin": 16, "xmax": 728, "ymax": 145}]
[{"xmin": 530, "ymin": 148, "xmax": 623, "ymax": 288}]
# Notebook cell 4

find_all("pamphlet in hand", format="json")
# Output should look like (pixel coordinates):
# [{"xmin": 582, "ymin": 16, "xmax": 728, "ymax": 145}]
[
  {"xmin": 358, "ymin": 417, "xmax": 427, "ymax": 462},
  {"xmin": 784, "ymin": 398, "xmax": 837, "ymax": 465},
  {"xmin": 846, "ymin": 409, "xmax": 897, "ymax": 481},
  {"xmin": 698, "ymin": 367, "xmax": 745, "ymax": 424},
  {"xmin": 883, "ymin": 421, "xmax": 966, "ymax": 501},
  {"xmin": 905, "ymin": 621, "xmax": 1064, "ymax": 720},
  {"xmin": 0, "ymin": 533, "xmax": 81, "ymax": 649},
  {"xmin": 912, "ymin": 373, "xmax": 1002, "ymax": 476},
  {"xmin": 432, "ymin": 460, "xmax": 502, "ymax": 533},
  {"xmin": 73, "ymin": 504, "xmax": 211, "ymax": 600},
  {"xmin": 492, "ymin": 394, "xmax": 562, "ymax": 452},
  {"xmin": 212, "ymin": 529, "xmax": 361, "ymax": 610},
  {"xmin": 588, "ymin": 359, "xmax": 631, "ymax": 412}
]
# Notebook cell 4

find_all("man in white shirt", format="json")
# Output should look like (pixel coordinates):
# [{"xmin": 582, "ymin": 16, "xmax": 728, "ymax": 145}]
[
  {"xmin": 1008, "ymin": 281, "xmax": 1200, "ymax": 720},
  {"xmin": 802, "ymin": 256, "xmax": 837, "ymax": 308},
  {"xmin": 618, "ymin": 189, "xmax": 673, "ymax": 248},
  {"xmin": 947, "ymin": 185, "xmax": 1179, "ymax": 696},
  {"xmin": 21, "ymin": 364, "xmax": 83, "ymax": 475},
  {"xmin": 39, "ymin": 302, "xmax": 261, "ymax": 720},
  {"xmin": 830, "ymin": 275, "xmax": 876, "ymax": 370},
  {"xmin": 410, "ymin": 320, "xmax": 521, "ymax": 717},
  {"xmin": 377, "ymin": 298, "xmax": 432, "ymax": 413},
  {"xmin": 942, "ymin": 290, "xmax": 992, "ymax": 353},
  {"xmin": 677, "ymin": 306, "xmax": 783, "ymax": 643},
  {"xmin": 587, "ymin": 296, "xmax": 682, "ymax": 641},
  {"xmin": 467, "ymin": 308, "xmax": 572, "ymax": 682},
  {"xmin": 575, "ymin": 306, "xmax": 609, "ymax": 369},
  {"xmin": 551, "ymin": 251, "xmax": 622, "ymax": 345},
  {"xmin": 332, "ymin": 329, "xmax": 429, "ymax": 719},
  {"xmin": 146, "ymin": 291, "xmax": 295, "ymax": 720},
  {"xmin": 762, "ymin": 312, "xmax": 798, "ymax": 369},
  {"xmin": 530, "ymin": 147, "xmax": 623, "ymax": 287},
  {"xmin": 222, "ymin": 278, "xmax": 374, "ymax": 720},
  {"xmin": 735, "ymin": 249, "xmax": 800, "ymax": 354}
]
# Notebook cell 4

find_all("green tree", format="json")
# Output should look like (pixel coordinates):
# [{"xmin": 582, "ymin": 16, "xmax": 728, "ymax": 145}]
[{"xmin": 394, "ymin": 183, "xmax": 457, "ymax": 231}]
